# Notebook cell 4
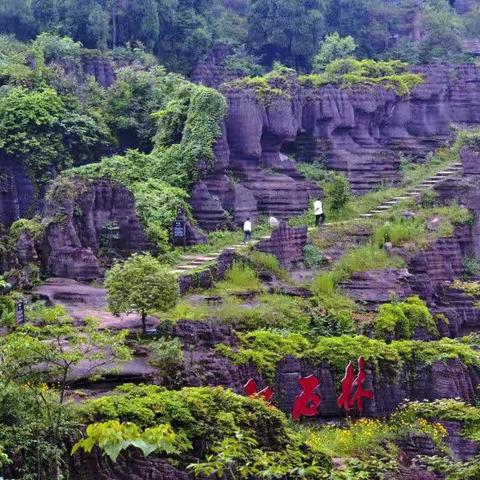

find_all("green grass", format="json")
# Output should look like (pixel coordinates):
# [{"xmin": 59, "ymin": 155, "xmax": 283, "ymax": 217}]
[
  {"xmin": 214, "ymin": 261, "xmax": 262, "ymax": 293},
  {"xmin": 247, "ymin": 251, "xmax": 289, "ymax": 280},
  {"xmin": 217, "ymin": 330, "xmax": 480, "ymax": 383},
  {"xmin": 373, "ymin": 217, "xmax": 428, "ymax": 249},
  {"xmin": 312, "ymin": 244, "xmax": 404, "ymax": 295}
]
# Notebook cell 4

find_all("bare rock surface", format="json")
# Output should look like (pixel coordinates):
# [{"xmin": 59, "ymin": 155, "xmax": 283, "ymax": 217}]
[
  {"xmin": 33, "ymin": 278, "xmax": 159, "ymax": 331},
  {"xmin": 39, "ymin": 178, "xmax": 153, "ymax": 282}
]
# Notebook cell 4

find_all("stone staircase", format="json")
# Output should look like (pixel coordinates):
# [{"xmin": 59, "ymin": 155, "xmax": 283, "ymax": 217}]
[
  {"xmin": 358, "ymin": 162, "xmax": 463, "ymax": 219},
  {"xmin": 171, "ymin": 162, "xmax": 463, "ymax": 275},
  {"xmin": 170, "ymin": 238, "xmax": 270, "ymax": 275}
]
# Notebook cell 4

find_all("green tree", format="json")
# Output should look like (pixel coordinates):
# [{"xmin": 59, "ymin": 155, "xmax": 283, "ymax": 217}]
[
  {"xmin": 105, "ymin": 253, "xmax": 179, "ymax": 333},
  {"xmin": 0, "ymin": 304, "xmax": 131, "ymax": 403},
  {"xmin": 0, "ymin": 87, "xmax": 69, "ymax": 184},
  {"xmin": 0, "ymin": 304, "xmax": 131, "ymax": 478},
  {"xmin": 31, "ymin": 0, "xmax": 57, "ymax": 30},
  {"xmin": 325, "ymin": 0, "xmax": 396, "ymax": 58},
  {"xmin": 312, "ymin": 32, "xmax": 357, "ymax": 72},
  {"xmin": 0, "ymin": 86, "xmax": 114, "ymax": 185},
  {"xmin": 247, "ymin": 0, "xmax": 327, "ymax": 70},
  {"xmin": 419, "ymin": 0, "xmax": 465, "ymax": 63}
]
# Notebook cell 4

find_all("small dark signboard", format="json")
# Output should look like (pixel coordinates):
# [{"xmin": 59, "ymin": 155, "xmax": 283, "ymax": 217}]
[
  {"xmin": 16, "ymin": 301, "xmax": 25, "ymax": 325},
  {"xmin": 172, "ymin": 218, "xmax": 187, "ymax": 250}
]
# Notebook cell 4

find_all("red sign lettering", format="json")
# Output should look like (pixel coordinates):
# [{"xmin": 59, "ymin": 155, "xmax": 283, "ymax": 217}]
[
  {"xmin": 337, "ymin": 357, "xmax": 374, "ymax": 413},
  {"xmin": 292, "ymin": 375, "xmax": 321, "ymax": 421},
  {"xmin": 243, "ymin": 379, "xmax": 274, "ymax": 404}
]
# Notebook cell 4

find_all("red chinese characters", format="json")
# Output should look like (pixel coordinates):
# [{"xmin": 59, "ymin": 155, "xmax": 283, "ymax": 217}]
[
  {"xmin": 292, "ymin": 375, "xmax": 321, "ymax": 421},
  {"xmin": 243, "ymin": 358, "xmax": 374, "ymax": 419},
  {"xmin": 337, "ymin": 356, "xmax": 374, "ymax": 413},
  {"xmin": 243, "ymin": 379, "xmax": 273, "ymax": 404}
]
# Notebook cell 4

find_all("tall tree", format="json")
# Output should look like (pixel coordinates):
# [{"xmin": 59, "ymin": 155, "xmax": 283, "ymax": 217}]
[
  {"xmin": 326, "ymin": 0, "xmax": 398, "ymax": 58},
  {"xmin": 31, "ymin": 0, "xmax": 57, "ymax": 30},
  {"xmin": 247, "ymin": 0, "xmax": 327, "ymax": 70}
]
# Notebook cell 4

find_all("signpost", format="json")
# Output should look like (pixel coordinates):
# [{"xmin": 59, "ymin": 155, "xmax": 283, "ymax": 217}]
[
  {"xmin": 172, "ymin": 209, "xmax": 187, "ymax": 251},
  {"xmin": 16, "ymin": 300, "xmax": 25, "ymax": 325}
]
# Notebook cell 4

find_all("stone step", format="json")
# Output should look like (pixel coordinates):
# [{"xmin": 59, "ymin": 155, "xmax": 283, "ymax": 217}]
[
  {"xmin": 374, "ymin": 205, "xmax": 393, "ymax": 210},
  {"xmin": 180, "ymin": 255, "xmax": 218, "ymax": 262}
]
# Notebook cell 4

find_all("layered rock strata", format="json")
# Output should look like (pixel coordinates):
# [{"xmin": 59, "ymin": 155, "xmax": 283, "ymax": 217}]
[
  {"xmin": 41, "ymin": 179, "xmax": 153, "ymax": 281},
  {"xmin": 192, "ymin": 64, "xmax": 480, "ymax": 229}
]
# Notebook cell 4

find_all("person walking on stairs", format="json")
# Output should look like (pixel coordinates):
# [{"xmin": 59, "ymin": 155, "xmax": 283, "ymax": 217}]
[
  {"xmin": 243, "ymin": 217, "xmax": 252, "ymax": 243},
  {"xmin": 314, "ymin": 199, "xmax": 325, "ymax": 227}
]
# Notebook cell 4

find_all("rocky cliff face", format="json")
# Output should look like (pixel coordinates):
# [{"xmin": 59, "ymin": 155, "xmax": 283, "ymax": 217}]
[
  {"xmin": 192, "ymin": 65, "xmax": 480, "ymax": 230},
  {"xmin": 39, "ymin": 178, "xmax": 153, "ymax": 281},
  {"xmin": 0, "ymin": 154, "xmax": 36, "ymax": 226},
  {"xmin": 169, "ymin": 320, "xmax": 480, "ymax": 419}
]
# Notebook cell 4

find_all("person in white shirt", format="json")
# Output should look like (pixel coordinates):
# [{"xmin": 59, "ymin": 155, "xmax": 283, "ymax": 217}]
[
  {"xmin": 243, "ymin": 218, "xmax": 252, "ymax": 243},
  {"xmin": 314, "ymin": 199, "xmax": 324, "ymax": 227}
]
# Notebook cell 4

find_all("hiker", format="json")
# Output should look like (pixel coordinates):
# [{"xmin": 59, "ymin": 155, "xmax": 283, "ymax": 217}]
[
  {"xmin": 314, "ymin": 199, "xmax": 325, "ymax": 226},
  {"xmin": 243, "ymin": 217, "xmax": 252, "ymax": 243}
]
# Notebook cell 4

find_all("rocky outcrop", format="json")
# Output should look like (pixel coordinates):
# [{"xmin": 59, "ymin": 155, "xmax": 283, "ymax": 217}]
[
  {"xmin": 168, "ymin": 321, "xmax": 480, "ymax": 418},
  {"xmin": 255, "ymin": 222, "xmax": 308, "ymax": 269},
  {"xmin": 70, "ymin": 449, "xmax": 187, "ymax": 480},
  {"xmin": 192, "ymin": 64, "xmax": 480, "ymax": 229},
  {"xmin": 82, "ymin": 57, "xmax": 116, "ymax": 88},
  {"xmin": 191, "ymin": 43, "xmax": 238, "ymax": 89},
  {"xmin": 0, "ymin": 154, "xmax": 36, "ymax": 227},
  {"xmin": 40, "ymin": 178, "xmax": 153, "ymax": 281}
]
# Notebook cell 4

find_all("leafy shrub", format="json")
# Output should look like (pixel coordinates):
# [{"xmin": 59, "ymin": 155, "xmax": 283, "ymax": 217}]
[
  {"xmin": 149, "ymin": 337, "xmax": 184, "ymax": 382},
  {"xmin": 7, "ymin": 217, "xmax": 44, "ymax": 248},
  {"xmin": 217, "ymin": 330, "xmax": 310, "ymax": 382},
  {"xmin": 79, "ymin": 384, "xmax": 290, "ymax": 451},
  {"xmin": 300, "ymin": 58, "xmax": 423, "ymax": 96},
  {"xmin": 375, "ymin": 296, "xmax": 438, "ymax": 340},
  {"xmin": 462, "ymin": 255, "xmax": 480, "ymax": 279},
  {"xmin": 373, "ymin": 218, "xmax": 427, "ymax": 248},
  {"xmin": 303, "ymin": 244, "xmax": 324, "ymax": 268},
  {"xmin": 324, "ymin": 172, "xmax": 352, "ymax": 214},
  {"xmin": 420, "ymin": 190, "xmax": 439, "ymax": 208},
  {"xmin": 306, "ymin": 305, "xmax": 356, "ymax": 338},
  {"xmin": 72, "ymin": 420, "xmax": 184, "ymax": 462}
]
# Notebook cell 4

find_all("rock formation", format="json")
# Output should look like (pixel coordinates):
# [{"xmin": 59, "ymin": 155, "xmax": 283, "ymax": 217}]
[
  {"xmin": 168, "ymin": 320, "xmax": 480, "ymax": 419},
  {"xmin": 0, "ymin": 154, "xmax": 36, "ymax": 226},
  {"xmin": 255, "ymin": 222, "xmax": 308, "ymax": 269},
  {"xmin": 191, "ymin": 64, "xmax": 480, "ymax": 230},
  {"xmin": 39, "ymin": 178, "xmax": 153, "ymax": 282}
]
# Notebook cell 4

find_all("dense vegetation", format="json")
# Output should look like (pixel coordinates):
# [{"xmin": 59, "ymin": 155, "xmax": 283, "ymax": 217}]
[
  {"xmin": 0, "ymin": 0, "xmax": 477, "ymax": 73},
  {"xmin": 2, "ymin": 1, "xmax": 480, "ymax": 479}
]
